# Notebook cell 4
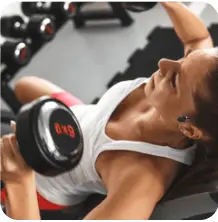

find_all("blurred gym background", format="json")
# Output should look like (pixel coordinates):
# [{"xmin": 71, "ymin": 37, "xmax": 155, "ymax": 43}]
[{"xmin": 1, "ymin": 1, "xmax": 218, "ymax": 220}]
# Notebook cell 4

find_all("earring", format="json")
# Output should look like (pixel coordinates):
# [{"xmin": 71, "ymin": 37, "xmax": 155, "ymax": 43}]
[{"xmin": 177, "ymin": 116, "xmax": 190, "ymax": 123}]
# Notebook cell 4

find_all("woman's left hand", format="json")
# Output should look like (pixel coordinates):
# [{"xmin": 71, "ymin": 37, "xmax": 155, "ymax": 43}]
[{"xmin": 0, "ymin": 122, "xmax": 34, "ymax": 185}]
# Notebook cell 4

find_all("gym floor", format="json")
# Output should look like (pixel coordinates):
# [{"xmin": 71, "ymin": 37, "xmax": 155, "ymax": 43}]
[{"xmin": 1, "ymin": 2, "xmax": 218, "ymax": 220}]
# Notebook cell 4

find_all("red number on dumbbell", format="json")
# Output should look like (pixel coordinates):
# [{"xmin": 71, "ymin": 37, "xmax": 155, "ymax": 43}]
[{"xmin": 54, "ymin": 123, "xmax": 75, "ymax": 138}]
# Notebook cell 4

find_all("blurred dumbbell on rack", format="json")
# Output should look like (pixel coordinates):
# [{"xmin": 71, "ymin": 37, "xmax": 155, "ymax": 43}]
[
  {"xmin": 1, "ymin": 40, "xmax": 31, "ymax": 68},
  {"xmin": 21, "ymin": 2, "xmax": 76, "ymax": 24},
  {"xmin": 1, "ymin": 15, "xmax": 56, "ymax": 45}
]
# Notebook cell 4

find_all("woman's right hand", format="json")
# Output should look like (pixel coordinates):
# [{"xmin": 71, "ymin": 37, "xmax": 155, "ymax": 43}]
[{"xmin": 0, "ymin": 121, "xmax": 34, "ymax": 185}]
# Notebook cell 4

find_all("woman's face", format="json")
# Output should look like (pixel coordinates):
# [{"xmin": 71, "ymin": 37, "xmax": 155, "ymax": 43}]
[{"xmin": 145, "ymin": 48, "xmax": 216, "ymax": 134}]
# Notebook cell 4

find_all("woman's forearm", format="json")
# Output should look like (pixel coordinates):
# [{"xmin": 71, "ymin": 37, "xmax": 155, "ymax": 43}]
[
  {"xmin": 14, "ymin": 76, "xmax": 64, "ymax": 104},
  {"xmin": 161, "ymin": 2, "xmax": 210, "ymax": 44},
  {"xmin": 5, "ymin": 175, "xmax": 40, "ymax": 220}
]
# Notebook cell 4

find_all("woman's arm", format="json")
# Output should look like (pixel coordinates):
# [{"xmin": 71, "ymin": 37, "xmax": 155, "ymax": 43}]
[
  {"xmin": 83, "ymin": 165, "xmax": 165, "ymax": 220},
  {"xmin": 14, "ymin": 76, "xmax": 83, "ymax": 107},
  {"xmin": 160, "ymin": 2, "xmax": 213, "ymax": 55},
  {"xmin": 14, "ymin": 76, "xmax": 64, "ymax": 104}
]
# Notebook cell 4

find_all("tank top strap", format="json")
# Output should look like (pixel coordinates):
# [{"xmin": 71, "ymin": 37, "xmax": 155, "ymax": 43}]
[{"xmin": 95, "ymin": 140, "xmax": 197, "ymax": 166}]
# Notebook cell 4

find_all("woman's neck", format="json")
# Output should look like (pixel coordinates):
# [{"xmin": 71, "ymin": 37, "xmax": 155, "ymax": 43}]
[{"xmin": 138, "ymin": 107, "xmax": 190, "ymax": 149}]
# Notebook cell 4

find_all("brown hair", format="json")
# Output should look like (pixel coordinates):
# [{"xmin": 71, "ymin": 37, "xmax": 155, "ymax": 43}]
[{"xmin": 193, "ymin": 48, "xmax": 218, "ymax": 158}]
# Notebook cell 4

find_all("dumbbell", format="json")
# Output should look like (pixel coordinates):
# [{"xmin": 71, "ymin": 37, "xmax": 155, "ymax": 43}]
[
  {"xmin": 21, "ymin": 2, "xmax": 76, "ymax": 21},
  {"xmin": 1, "ymin": 41, "xmax": 31, "ymax": 67},
  {"xmin": 1, "ymin": 15, "xmax": 55, "ymax": 42},
  {"xmin": 15, "ymin": 96, "xmax": 84, "ymax": 176}
]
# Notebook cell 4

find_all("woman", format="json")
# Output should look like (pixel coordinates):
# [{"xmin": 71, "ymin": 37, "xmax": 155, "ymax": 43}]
[{"xmin": 1, "ymin": 2, "xmax": 217, "ymax": 220}]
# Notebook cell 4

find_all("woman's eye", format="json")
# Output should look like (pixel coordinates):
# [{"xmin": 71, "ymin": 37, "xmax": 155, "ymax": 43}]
[{"xmin": 171, "ymin": 72, "xmax": 177, "ymax": 88}]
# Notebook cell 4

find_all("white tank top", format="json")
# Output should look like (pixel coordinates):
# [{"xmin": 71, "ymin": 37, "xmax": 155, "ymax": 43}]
[{"xmin": 35, "ymin": 77, "xmax": 196, "ymax": 206}]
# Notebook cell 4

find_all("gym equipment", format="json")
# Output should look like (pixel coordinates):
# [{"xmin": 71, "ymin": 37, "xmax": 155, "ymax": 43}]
[
  {"xmin": 123, "ymin": 2, "xmax": 157, "ymax": 13},
  {"xmin": 21, "ymin": 2, "xmax": 76, "ymax": 22},
  {"xmin": 1, "ymin": 15, "xmax": 55, "ymax": 42},
  {"xmin": 58, "ymin": 157, "xmax": 218, "ymax": 220},
  {"xmin": 1, "ymin": 41, "xmax": 31, "ymax": 67},
  {"xmin": 150, "ymin": 155, "xmax": 218, "ymax": 219},
  {"xmin": 15, "ymin": 96, "xmax": 84, "ymax": 176},
  {"xmin": 74, "ymin": 2, "xmax": 133, "ymax": 29},
  {"xmin": 1, "ymin": 109, "xmax": 15, "ymax": 126},
  {"xmin": 0, "ymin": 5, "xmax": 76, "ymax": 98}
]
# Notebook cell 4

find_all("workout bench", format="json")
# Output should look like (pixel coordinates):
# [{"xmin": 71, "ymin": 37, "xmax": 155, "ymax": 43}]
[{"xmin": 57, "ymin": 160, "xmax": 218, "ymax": 222}]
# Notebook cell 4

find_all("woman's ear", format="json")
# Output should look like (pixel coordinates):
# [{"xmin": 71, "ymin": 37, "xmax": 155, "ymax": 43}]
[{"xmin": 179, "ymin": 123, "xmax": 204, "ymax": 140}]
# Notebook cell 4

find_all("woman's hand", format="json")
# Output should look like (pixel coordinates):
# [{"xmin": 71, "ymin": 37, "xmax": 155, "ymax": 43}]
[
  {"xmin": 0, "ymin": 121, "xmax": 34, "ymax": 185},
  {"xmin": 1, "ymin": 122, "xmax": 40, "ymax": 220}
]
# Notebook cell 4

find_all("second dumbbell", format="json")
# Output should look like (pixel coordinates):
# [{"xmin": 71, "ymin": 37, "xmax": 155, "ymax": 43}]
[
  {"xmin": 1, "ymin": 15, "xmax": 56, "ymax": 42},
  {"xmin": 21, "ymin": 2, "xmax": 76, "ymax": 21},
  {"xmin": 1, "ymin": 41, "xmax": 31, "ymax": 67}
]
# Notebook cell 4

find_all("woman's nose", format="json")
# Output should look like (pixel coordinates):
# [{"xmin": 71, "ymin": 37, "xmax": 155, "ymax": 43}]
[{"xmin": 158, "ymin": 59, "xmax": 181, "ymax": 76}]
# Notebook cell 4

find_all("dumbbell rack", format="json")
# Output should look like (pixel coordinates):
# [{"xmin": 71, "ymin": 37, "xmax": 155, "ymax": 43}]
[
  {"xmin": 1, "ymin": 8, "xmax": 76, "ymax": 115},
  {"xmin": 74, "ymin": 2, "xmax": 133, "ymax": 28}
]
